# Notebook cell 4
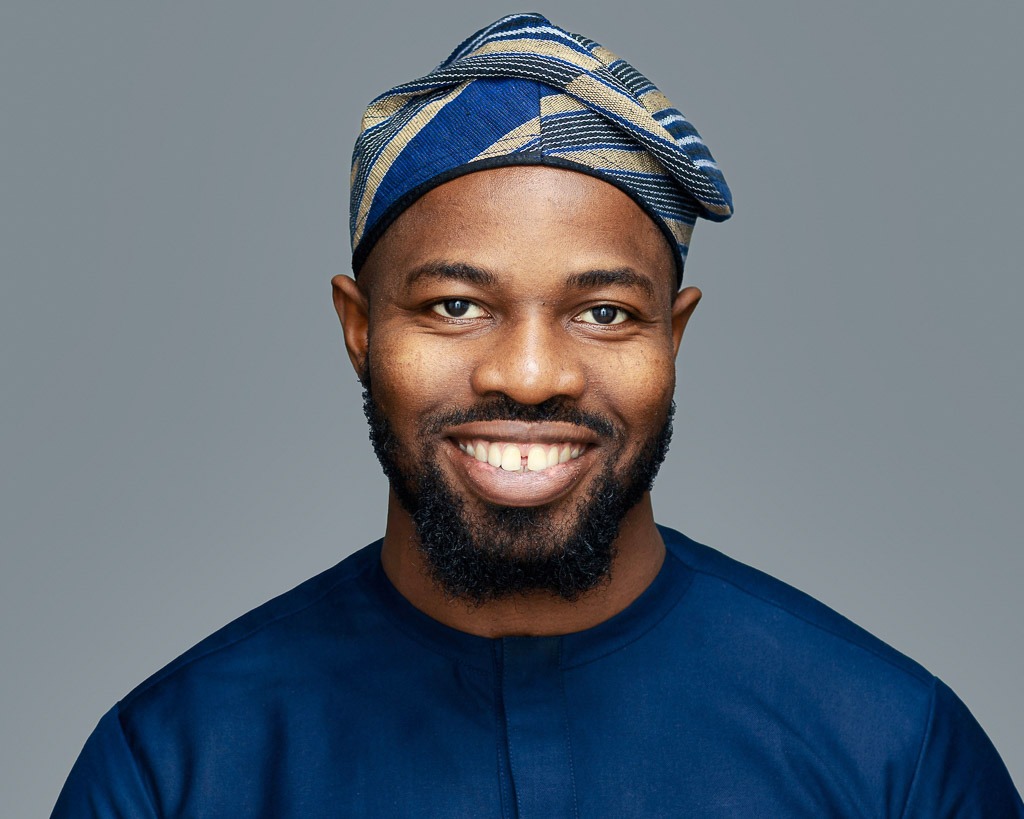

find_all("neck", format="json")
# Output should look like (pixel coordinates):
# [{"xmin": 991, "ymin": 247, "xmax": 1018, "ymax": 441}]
[{"xmin": 379, "ymin": 491, "xmax": 665, "ymax": 638}]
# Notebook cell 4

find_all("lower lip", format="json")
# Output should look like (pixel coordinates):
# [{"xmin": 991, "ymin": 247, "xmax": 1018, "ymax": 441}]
[{"xmin": 443, "ymin": 441, "xmax": 595, "ymax": 507}]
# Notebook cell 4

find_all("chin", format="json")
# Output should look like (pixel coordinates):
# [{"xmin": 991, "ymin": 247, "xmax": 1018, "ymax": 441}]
[{"xmin": 362, "ymin": 383, "xmax": 675, "ymax": 603}]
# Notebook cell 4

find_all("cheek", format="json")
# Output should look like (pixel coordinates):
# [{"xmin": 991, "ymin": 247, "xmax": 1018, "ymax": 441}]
[
  {"xmin": 369, "ymin": 332, "xmax": 463, "ymax": 419},
  {"xmin": 590, "ymin": 344, "xmax": 676, "ymax": 419}
]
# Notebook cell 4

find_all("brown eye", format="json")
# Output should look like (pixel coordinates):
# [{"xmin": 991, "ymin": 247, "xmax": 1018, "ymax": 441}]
[
  {"xmin": 578, "ymin": 305, "xmax": 628, "ymax": 325},
  {"xmin": 431, "ymin": 299, "xmax": 485, "ymax": 319}
]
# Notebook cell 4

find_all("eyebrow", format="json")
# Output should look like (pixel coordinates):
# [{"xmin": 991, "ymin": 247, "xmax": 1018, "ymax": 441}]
[
  {"xmin": 405, "ymin": 261, "xmax": 496, "ymax": 288},
  {"xmin": 405, "ymin": 261, "xmax": 657, "ymax": 299},
  {"xmin": 565, "ymin": 268, "xmax": 656, "ymax": 299}
]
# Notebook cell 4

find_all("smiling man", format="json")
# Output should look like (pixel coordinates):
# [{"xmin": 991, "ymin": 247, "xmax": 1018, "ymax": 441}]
[
  {"xmin": 338, "ymin": 166, "xmax": 693, "ymax": 634},
  {"xmin": 53, "ymin": 13, "xmax": 1021, "ymax": 818}
]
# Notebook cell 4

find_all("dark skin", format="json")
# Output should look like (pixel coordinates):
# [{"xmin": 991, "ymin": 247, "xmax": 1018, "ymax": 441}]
[{"xmin": 332, "ymin": 166, "xmax": 701, "ymax": 638}]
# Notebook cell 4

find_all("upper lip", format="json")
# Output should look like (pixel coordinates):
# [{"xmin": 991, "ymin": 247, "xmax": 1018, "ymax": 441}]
[{"xmin": 443, "ymin": 421, "xmax": 602, "ymax": 445}]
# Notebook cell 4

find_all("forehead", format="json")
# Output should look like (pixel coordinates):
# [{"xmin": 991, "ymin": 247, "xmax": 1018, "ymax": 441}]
[{"xmin": 360, "ymin": 166, "xmax": 676, "ymax": 297}]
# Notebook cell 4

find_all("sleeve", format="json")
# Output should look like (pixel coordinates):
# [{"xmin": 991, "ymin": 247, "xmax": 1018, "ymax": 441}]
[
  {"xmin": 50, "ymin": 705, "xmax": 160, "ymax": 819},
  {"xmin": 901, "ymin": 678, "xmax": 1023, "ymax": 818}
]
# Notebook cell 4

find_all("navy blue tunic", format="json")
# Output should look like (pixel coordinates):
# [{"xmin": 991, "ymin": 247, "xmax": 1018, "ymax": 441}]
[{"xmin": 53, "ymin": 527, "xmax": 1022, "ymax": 817}]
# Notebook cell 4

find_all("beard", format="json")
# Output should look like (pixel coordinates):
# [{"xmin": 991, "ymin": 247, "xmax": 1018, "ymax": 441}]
[{"xmin": 362, "ymin": 372, "xmax": 674, "ymax": 604}]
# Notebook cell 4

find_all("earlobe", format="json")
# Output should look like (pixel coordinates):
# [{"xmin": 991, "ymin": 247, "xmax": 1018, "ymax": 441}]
[
  {"xmin": 670, "ymin": 286, "xmax": 702, "ymax": 357},
  {"xmin": 331, "ymin": 274, "xmax": 370, "ymax": 376}
]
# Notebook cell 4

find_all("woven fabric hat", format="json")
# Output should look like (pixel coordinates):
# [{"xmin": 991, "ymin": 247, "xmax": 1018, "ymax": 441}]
[{"xmin": 350, "ymin": 12, "xmax": 733, "ymax": 283}]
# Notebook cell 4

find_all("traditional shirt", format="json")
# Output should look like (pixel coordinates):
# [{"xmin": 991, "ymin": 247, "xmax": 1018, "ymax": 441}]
[{"xmin": 53, "ymin": 526, "xmax": 1023, "ymax": 817}]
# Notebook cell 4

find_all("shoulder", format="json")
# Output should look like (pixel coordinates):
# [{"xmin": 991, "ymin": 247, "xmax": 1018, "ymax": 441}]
[
  {"xmin": 119, "ymin": 540, "xmax": 383, "ymax": 715},
  {"xmin": 658, "ymin": 525, "xmax": 1023, "ymax": 815},
  {"xmin": 655, "ymin": 524, "xmax": 1024, "ymax": 810},
  {"xmin": 659, "ymin": 523, "xmax": 930, "ymax": 684},
  {"xmin": 659, "ymin": 525, "xmax": 933, "ymax": 799},
  {"xmin": 54, "ymin": 541, "xmax": 390, "ymax": 817}
]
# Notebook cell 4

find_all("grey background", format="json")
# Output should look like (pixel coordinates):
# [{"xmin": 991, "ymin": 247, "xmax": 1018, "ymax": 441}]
[{"xmin": 3, "ymin": 1, "xmax": 1021, "ymax": 814}]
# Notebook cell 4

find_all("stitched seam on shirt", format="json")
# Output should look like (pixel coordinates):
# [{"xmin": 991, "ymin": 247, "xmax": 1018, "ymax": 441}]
[
  {"xmin": 678, "ymin": 561, "xmax": 932, "ymax": 686},
  {"xmin": 366, "ymin": 558, "xmax": 497, "ymax": 672},
  {"xmin": 114, "ymin": 702, "xmax": 162, "ymax": 817},
  {"xmin": 124, "ymin": 557, "xmax": 381, "ymax": 702},
  {"xmin": 501, "ymin": 644, "xmax": 524, "ymax": 819},
  {"xmin": 898, "ymin": 675, "xmax": 938, "ymax": 819},
  {"xmin": 493, "ymin": 642, "xmax": 515, "ymax": 819},
  {"xmin": 560, "ymin": 558, "xmax": 695, "ymax": 670},
  {"xmin": 369, "ymin": 593, "xmax": 491, "ymax": 674},
  {"xmin": 559, "ymin": 640, "xmax": 581, "ymax": 819}
]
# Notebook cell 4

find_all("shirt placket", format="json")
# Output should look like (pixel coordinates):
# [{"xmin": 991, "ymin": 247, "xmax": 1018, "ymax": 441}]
[{"xmin": 497, "ymin": 636, "xmax": 579, "ymax": 819}]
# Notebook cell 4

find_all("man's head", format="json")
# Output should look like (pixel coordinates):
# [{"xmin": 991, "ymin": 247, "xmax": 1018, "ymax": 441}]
[
  {"xmin": 333, "ymin": 14, "xmax": 730, "ymax": 604},
  {"xmin": 335, "ymin": 167, "xmax": 700, "ymax": 602}
]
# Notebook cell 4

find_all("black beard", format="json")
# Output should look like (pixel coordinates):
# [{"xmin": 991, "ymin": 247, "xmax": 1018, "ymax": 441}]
[{"xmin": 362, "ymin": 376, "xmax": 674, "ymax": 604}]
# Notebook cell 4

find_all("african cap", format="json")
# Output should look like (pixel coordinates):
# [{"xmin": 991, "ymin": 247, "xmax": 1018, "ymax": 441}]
[{"xmin": 350, "ymin": 12, "xmax": 733, "ymax": 283}]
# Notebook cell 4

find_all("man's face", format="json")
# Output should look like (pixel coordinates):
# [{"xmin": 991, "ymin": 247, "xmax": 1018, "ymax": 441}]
[{"xmin": 336, "ymin": 166, "xmax": 700, "ymax": 602}]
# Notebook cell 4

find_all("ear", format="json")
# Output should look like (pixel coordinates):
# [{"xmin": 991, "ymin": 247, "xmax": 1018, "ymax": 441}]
[
  {"xmin": 331, "ymin": 274, "xmax": 370, "ymax": 377},
  {"xmin": 670, "ymin": 286, "xmax": 702, "ymax": 358}
]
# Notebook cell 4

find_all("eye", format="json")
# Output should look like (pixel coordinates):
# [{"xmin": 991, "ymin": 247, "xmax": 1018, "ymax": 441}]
[
  {"xmin": 577, "ymin": 305, "xmax": 629, "ymax": 325},
  {"xmin": 431, "ymin": 299, "xmax": 486, "ymax": 319}
]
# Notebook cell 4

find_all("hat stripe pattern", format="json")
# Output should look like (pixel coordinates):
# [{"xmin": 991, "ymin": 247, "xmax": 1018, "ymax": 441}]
[{"xmin": 350, "ymin": 13, "xmax": 732, "ymax": 279}]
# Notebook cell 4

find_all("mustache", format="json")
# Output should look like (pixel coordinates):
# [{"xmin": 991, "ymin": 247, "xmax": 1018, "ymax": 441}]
[{"xmin": 421, "ymin": 395, "xmax": 616, "ymax": 439}]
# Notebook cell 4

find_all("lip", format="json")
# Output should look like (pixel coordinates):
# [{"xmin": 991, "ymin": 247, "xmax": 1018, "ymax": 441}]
[
  {"xmin": 442, "ymin": 421, "xmax": 600, "ymax": 446},
  {"xmin": 440, "ymin": 422, "xmax": 602, "ymax": 507}
]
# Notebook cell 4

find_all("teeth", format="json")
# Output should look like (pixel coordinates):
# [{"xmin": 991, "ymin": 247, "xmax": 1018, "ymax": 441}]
[
  {"xmin": 459, "ymin": 439, "xmax": 586, "ymax": 472},
  {"xmin": 500, "ymin": 445, "xmax": 522, "ymax": 471},
  {"xmin": 527, "ymin": 445, "xmax": 547, "ymax": 472}
]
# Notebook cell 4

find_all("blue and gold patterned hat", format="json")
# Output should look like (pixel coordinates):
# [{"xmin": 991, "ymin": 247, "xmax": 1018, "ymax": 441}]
[{"xmin": 350, "ymin": 12, "xmax": 733, "ymax": 283}]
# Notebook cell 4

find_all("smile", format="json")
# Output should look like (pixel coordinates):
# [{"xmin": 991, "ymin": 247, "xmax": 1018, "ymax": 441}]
[
  {"xmin": 441, "ymin": 421, "xmax": 602, "ymax": 507},
  {"xmin": 455, "ymin": 440, "xmax": 585, "ymax": 473}
]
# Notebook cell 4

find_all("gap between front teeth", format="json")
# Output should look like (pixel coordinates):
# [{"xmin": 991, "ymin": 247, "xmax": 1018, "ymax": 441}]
[{"xmin": 457, "ymin": 441, "xmax": 583, "ymax": 472}]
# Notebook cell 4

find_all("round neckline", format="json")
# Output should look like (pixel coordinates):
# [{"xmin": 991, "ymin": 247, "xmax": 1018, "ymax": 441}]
[{"xmin": 359, "ymin": 526, "xmax": 695, "ymax": 672}]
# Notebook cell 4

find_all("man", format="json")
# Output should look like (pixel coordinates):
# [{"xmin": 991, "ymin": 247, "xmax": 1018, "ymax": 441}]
[{"xmin": 53, "ymin": 13, "xmax": 1021, "ymax": 817}]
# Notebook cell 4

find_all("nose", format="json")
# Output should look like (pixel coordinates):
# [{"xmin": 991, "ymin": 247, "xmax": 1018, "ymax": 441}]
[{"xmin": 470, "ymin": 314, "xmax": 585, "ymax": 405}]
